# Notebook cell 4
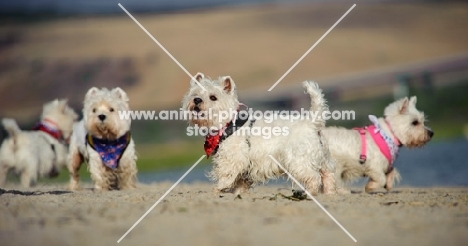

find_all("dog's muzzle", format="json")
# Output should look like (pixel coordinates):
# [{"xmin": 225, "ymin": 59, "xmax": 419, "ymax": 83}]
[
  {"xmin": 98, "ymin": 114, "xmax": 106, "ymax": 121},
  {"xmin": 426, "ymin": 128, "xmax": 434, "ymax": 138},
  {"xmin": 193, "ymin": 97, "xmax": 202, "ymax": 105}
]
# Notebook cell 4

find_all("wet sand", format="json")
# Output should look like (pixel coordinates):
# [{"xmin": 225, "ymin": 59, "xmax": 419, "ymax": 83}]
[{"xmin": 0, "ymin": 183, "xmax": 467, "ymax": 246}]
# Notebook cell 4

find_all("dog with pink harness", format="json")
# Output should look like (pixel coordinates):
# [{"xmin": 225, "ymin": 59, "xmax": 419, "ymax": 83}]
[{"xmin": 323, "ymin": 96, "xmax": 434, "ymax": 193}]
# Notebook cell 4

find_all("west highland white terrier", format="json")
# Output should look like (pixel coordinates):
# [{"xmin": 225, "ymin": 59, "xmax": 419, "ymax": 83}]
[
  {"xmin": 0, "ymin": 100, "xmax": 78, "ymax": 188},
  {"xmin": 182, "ymin": 73, "xmax": 336, "ymax": 195},
  {"xmin": 323, "ymin": 96, "xmax": 433, "ymax": 193},
  {"xmin": 68, "ymin": 87, "xmax": 137, "ymax": 191}
]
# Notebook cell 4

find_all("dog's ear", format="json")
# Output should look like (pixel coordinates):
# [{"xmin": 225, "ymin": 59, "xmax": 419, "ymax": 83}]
[
  {"xmin": 71, "ymin": 109, "xmax": 79, "ymax": 120},
  {"xmin": 58, "ymin": 99, "xmax": 78, "ymax": 120},
  {"xmin": 195, "ymin": 72, "xmax": 204, "ymax": 82},
  {"xmin": 399, "ymin": 97, "xmax": 409, "ymax": 114},
  {"xmin": 46, "ymin": 99, "xmax": 60, "ymax": 111},
  {"xmin": 190, "ymin": 72, "xmax": 204, "ymax": 87},
  {"xmin": 85, "ymin": 87, "xmax": 100, "ymax": 100},
  {"xmin": 221, "ymin": 76, "xmax": 235, "ymax": 94},
  {"xmin": 58, "ymin": 99, "xmax": 68, "ymax": 112},
  {"xmin": 112, "ymin": 87, "xmax": 129, "ymax": 102},
  {"xmin": 409, "ymin": 96, "xmax": 417, "ymax": 106}
]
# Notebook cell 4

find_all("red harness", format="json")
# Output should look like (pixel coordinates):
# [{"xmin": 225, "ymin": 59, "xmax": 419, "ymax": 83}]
[
  {"xmin": 204, "ymin": 127, "xmax": 226, "ymax": 158},
  {"xmin": 33, "ymin": 119, "xmax": 63, "ymax": 141},
  {"xmin": 204, "ymin": 104, "xmax": 250, "ymax": 158}
]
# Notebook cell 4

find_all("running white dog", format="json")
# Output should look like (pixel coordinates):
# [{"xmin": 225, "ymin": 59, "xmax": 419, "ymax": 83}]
[
  {"xmin": 182, "ymin": 73, "xmax": 336, "ymax": 195},
  {"xmin": 0, "ymin": 100, "xmax": 78, "ymax": 187}
]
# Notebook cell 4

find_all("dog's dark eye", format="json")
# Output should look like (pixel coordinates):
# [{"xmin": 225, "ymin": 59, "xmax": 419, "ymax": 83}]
[
  {"xmin": 92, "ymin": 108, "xmax": 96, "ymax": 113},
  {"xmin": 412, "ymin": 120, "xmax": 419, "ymax": 126},
  {"xmin": 109, "ymin": 108, "xmax": 114, "ymax": 112},
  {"xmin": 210, "ymin": 95, "xmax": 217, "ymax": 101}
]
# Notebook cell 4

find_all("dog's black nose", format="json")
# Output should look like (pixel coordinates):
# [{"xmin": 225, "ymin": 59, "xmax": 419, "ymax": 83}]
[
  {"xmin": 428, "ymin": 129, "xmax": 434, "ymax": 138},
  {"xmin": 98, "ymin": 114, "xmax": 106, "ymax": 121},
  {"xmin": 193, "ymin": 97, "xmax": 202, "ymax": 105}
]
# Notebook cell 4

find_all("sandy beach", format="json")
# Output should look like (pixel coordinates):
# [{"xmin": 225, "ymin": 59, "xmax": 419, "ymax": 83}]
[{"xmin": 0, "ymin": 182, "xmax": 467, "ymax": 246}]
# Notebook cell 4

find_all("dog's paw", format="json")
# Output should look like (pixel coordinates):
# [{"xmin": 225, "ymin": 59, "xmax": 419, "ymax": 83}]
[
  {"xmin": 336, "ymin": 187, "xmax": 351, "ymax": 195},
  {"xmin": 69, "ymin": 185, "xmax": 82, "ymax": 191},
  {"xmin": 213, "ymin": 187, "xmax": 235, "ymax": 196},
  {"xmin": 384, "ymin": 184, "xmax": 393, "ymax": 192}
]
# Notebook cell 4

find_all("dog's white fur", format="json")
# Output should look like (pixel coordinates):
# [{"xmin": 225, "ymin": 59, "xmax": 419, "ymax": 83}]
[
  {"xmin": 182, "ymin": 73, "xmax": 336, "ymax": 195},
  {"xmin": 68, "ymin": 87, "xmax": 137, "ymax": 191},
  {"xmin": 323, "ymin": 96, "xmax": 433, "ymax": 193},
  {"xmin": 0, "ymin": 100, "xmax": 78, "ymax": 187}
]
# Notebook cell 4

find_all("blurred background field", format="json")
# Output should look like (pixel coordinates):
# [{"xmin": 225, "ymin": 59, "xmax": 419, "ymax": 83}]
[{"xmin": 0, "ymin": 0, "xmax": 467, "ymax": 184}]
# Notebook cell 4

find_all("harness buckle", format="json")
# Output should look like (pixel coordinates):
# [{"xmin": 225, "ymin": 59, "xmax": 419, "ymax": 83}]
[{"xmin": 359, "ymin": 154, "xmax": 367, "ymax": 164}]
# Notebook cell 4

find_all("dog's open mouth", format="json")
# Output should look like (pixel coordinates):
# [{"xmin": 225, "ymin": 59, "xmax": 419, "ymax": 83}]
[{"xmin": 191, "ymin": 106, "xmax": 204, "ymax": 117}]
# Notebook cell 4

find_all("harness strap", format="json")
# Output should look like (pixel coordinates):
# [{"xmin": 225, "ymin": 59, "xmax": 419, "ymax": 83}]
[
  {"xmin": 355, "ymin": 127, "xmax": 367, "ymax": 164},
  {"xmin": 37, "ymin": 134, "xmax": 59, "ymax": 177},
  {"xmin": 385, "ymin": 119, "xmax": 401, "ymax": 147},
  {"xmin": 245, "ymin": 119, "xmax": 256, "ymax": 148},
  {"xmin": 354, "ymin": 116, "xmax": 401, "ymax": 168},
  {"xmin": 33, "ymin": 119, "xmax": 64, "ymax": 142}
]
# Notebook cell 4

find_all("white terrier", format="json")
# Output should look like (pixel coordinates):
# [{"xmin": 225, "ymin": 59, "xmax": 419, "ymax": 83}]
[
  {"xmin": 323, "ymin": 96, "xmax": 433, "ymax": 193},
  {"xmin": 68, "ymin": 87, "xmax": 137, "ymax": 191},
  {"xmin": 182, "ymin": 73, "xmax": 336, "ymax": 195},
  {"xmin": 0, "ymin": 100, "xmax": 78, "ymax": 188}
]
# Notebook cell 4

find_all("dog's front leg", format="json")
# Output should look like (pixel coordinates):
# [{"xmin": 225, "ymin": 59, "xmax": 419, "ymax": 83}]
[
  {"xmin": 0, "ymin": 164, "xmax": 9, "ymax": 187},
  {"xmin": 320, "ymin": 169, "xmax": 337, "ymax": 195},
  {"xmin": 118, "ymin": 155, "xmax": 137, "ymax": 190},
  {"xmin": 210, "ymin": 151, "xmax": 249, "ymax": 194},
  {"xmin": 89, "ymin": 163, "xmax": 107, "ymax": 191},
  {"xmin": 67, "ymin": 149, "xmax": 83, "ymax": 191},
  {"xmin": 20, "ymin": 170, "xmax": 33, "ymax": 188},
  {"xmin": 232, "ymin": 175, "xmax": 253, "ymax": 195},
  {"xmin": 213, "ymin": 164, "xmax": 244, "ymax": 194},
  {"xmin": 384, "ymin": 167, "xmax": 401, "ymax": 191},
  {"xmin": 365, "ymin": 172, "xmax": 386, "ymax": 193},
  {"xmin": 215, "ymin": 176, "xmax": 237, "ymax": 193}
]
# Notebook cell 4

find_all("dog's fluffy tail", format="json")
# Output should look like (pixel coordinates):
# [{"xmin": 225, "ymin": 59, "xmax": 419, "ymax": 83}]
[
  {"xmin": 302, "ymin": 81, "xmax": 328, "ymax": 128},
  {"xmin": 393, "ymin": 168, "xmax": 402, "ymax": 184},
  {"xmin": 2, "ymin": 118, "xmax": 22, "ymax": 138}
]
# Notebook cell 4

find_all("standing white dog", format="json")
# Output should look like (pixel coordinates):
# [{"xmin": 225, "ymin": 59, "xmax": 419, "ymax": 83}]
[
  {"xmin": 68, "ymin": 87, "xmax": 137, "ymax": 191},
  {"xmin": 182, "ymin": 73, "xmax": 336, "ymax": 195},
  {"xmin": 0, "ymin": 100, "xmax": 78, "ymax": 187},
  {"xmin": 323, "ymin": 96, "xmax": 433, "ymax": 193}
]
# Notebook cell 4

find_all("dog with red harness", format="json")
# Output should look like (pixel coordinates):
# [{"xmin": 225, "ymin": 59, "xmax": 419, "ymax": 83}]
[
  {"xmin": 0, "ymin": 99, "xmax": 78, "ymax": 188},
  {"xmin": 323, "ymin": 96, "xmax": 433, "ymax": 193},
  {"xmin": 182, "ymin": 73, "xmax": 336, "ymax": 195}
]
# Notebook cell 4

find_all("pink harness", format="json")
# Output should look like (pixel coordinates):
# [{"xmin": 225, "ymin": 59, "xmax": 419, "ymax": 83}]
[{"xmin": 354, "ymin": 117, "xmax": 401, "ymax": 166}]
